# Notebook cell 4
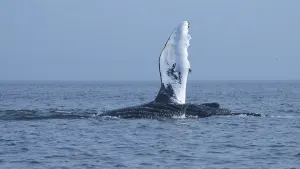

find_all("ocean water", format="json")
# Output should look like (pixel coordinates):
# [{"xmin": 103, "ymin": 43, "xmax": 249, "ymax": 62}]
[{"xmin": 0, "ymin": 81, "xmax": 299, "ymax": 169}]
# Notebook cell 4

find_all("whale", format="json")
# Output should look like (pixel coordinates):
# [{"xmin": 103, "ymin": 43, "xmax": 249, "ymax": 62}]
[{"xmin": 99, "ymin": 21, "xmax": 261, "ymax": 119}]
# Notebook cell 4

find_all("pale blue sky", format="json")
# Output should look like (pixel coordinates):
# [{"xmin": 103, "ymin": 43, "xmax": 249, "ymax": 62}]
[{"xmin": 0, "ymin": 0, "xmax": 299, "ymax": 81}]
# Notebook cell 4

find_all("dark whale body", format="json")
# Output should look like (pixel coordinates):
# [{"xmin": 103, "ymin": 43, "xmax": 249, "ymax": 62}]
[{"xmin": 99, "ymin": 102, "xmax": 261, "ymax": 119}]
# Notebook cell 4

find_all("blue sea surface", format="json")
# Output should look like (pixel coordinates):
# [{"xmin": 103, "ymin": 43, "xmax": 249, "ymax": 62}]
[{"xmin": 0, "ymin": 81, "xmax": 299, "ymax": 169}]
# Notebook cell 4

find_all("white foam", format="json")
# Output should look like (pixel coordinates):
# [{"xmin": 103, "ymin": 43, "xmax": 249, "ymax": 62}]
[
  {"xmin": 159, "ymin": 21, "xmax": 191, "ymax": 104},
  {"xmin": 171, "ymin": 113, "xmax": 186, "ymax": 119}
]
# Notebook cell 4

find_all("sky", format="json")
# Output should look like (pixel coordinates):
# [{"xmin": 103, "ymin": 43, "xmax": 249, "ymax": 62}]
[{"xmin": 0, "ymin": 0, "xmax": 299, "ymax": 81}]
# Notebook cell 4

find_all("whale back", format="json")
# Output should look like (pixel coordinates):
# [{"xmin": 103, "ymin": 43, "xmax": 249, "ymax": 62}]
[{"xmin": 155, "ymin": 21, "xmax": 191, "ymax": 104}]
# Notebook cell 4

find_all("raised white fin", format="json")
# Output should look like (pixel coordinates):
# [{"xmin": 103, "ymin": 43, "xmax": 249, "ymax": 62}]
[{"xmin": 155, "ymin": 21, "xmax": 191, "ymax": 104}]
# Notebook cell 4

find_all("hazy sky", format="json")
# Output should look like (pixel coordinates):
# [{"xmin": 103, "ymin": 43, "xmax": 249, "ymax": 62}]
[{"xmin": 1, "ymin": 0, "xmax": 299, "ymax": 81}]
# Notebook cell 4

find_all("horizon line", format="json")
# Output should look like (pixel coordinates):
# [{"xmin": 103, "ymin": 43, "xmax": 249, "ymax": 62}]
[{"xmin": 1, "ymin": 79, "xmax": 300, "ymax": 82}]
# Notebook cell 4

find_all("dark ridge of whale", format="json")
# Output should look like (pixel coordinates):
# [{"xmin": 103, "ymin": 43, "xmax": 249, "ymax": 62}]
[
  {"xmin": 99, "ymin": 102, "xmax": 261, "ymax": 119},
  {"xmin": 99, "ymin": 21, "xmax": 261, "ymax": 119}
]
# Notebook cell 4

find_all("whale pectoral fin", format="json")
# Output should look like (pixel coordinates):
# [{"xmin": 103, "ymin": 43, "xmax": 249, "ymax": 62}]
[{"xmin": 155, "ymin": 21, "xmax": 191, "ymax": 104}]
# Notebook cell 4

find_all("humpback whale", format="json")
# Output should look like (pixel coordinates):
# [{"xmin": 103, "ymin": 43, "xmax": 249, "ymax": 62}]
[{"xmin": 99, "ymin": 21, "xmax": 260, "ymax": 119}]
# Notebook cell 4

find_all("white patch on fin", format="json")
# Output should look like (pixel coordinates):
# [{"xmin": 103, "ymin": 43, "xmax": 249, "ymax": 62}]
[{"xmin": 155, "ymin": 21, "xmax": 191, "ymax": 104}]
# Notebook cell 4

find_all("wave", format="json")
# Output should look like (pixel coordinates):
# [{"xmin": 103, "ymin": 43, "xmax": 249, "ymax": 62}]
[{"xmin": 0, "ymin": 108, "xmax": 100, "ymax": 121}]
